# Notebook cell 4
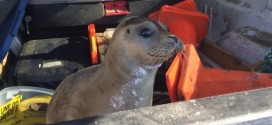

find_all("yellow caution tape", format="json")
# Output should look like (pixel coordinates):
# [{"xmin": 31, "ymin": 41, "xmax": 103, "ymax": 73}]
[
  {"xmin": 0, "ymin": 95, "xmax": 22, "ymax": 121},
  {"xmin": 0, "ymin": 95, "xmax": 51, "ymax": 125}
]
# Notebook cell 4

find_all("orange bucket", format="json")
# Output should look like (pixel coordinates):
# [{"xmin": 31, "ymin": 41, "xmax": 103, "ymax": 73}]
[
  {"xmin": 149, "ymin": 0, "xmax": 209, "ymax": 47},
  {"xmin": 149, "ymin": 0, "xmax": 197, "ymax": 20}
]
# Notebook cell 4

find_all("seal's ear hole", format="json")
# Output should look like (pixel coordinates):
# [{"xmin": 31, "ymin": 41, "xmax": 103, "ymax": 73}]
[
  {"xmin": 127, "ymin": 29, "xmax": 130, "ymax": 34},
  {"xmin": 141, "ymin": 28, "xmax": 153, "ymax": 38}
]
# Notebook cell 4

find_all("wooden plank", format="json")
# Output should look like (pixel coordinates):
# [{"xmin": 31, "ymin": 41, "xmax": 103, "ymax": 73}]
[
  {"xmin": 198, "ymin": 51, "xmax": 223, "ymax": 68},
  {"xmin": 199, "ymin": 40, "xmax": 251, "ymax": 71}
]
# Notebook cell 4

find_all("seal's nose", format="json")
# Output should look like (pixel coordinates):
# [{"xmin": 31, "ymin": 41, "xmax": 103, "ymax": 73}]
[
  {"xmin": 167, "ymin": 35, "xmax": 184, "ymax": 53},
  {"xmin": 167, "ymin": 35, "xmax": 179, "ymax": 43}
]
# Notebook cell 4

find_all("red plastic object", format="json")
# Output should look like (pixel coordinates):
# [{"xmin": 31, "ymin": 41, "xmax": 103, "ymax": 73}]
[
  {"xmin": 104, "ymin": 1, "xmax": 129, "ymax": 16},
  {"xmin": 162, "ymin": 0, "xmax": 272, "ymax": 102},
  {"xmin": 88, "ymin": 24, "xmax": 99, "ymax": 64},
  {"xmin": 149, "ymin": 0, "xmax": 209, "ymax": 47},
  {"xmin": 166, "ymin": 53, "xmax": 183, "ymax": 102},
  {"xmin": 173, "ymin": 44, "xmax": 272, "ymax": 101},
  {"xmin": 149, "ymin": 0, "xmax": 197, "ymax": 20},
  {"xmin": 151, "ymin": 0, "xmax": 208, "ymax": 102}
]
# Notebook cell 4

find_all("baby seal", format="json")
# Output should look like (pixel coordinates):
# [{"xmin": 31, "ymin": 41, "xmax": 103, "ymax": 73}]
[{"xmin": 46, "ymin": 16, "xmax": 183, "ymax": 123}]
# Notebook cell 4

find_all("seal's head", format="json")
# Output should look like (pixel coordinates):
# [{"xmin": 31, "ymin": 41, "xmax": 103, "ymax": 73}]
[{"xmin": 108, "ymin": 16, "xmax": 184, "ymax": 69}]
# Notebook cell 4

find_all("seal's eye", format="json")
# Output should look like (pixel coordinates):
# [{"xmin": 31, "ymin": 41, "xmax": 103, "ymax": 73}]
[{"xmin": 141, "ymin": 28, "xmax": 153, "ymax": 38}]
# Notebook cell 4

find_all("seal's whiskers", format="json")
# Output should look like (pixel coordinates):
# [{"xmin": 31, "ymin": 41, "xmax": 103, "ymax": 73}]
[
  {"xmin": 144, "ymin": 49, "xmax": 156, "ymax": 66},
  {"xmin": 152, "ymin": 47, "xmax": 163, "ymax": 65}
]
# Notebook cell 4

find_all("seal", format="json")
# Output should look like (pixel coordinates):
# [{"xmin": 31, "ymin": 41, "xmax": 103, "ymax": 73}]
[{"xmin": 46, "ymin": 16, "xmax": 183, "ymax": 124}]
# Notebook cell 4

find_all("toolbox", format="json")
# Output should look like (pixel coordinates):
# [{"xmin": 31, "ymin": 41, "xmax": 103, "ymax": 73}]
[{"xmin": 14, "ymin": 37, "xmax": 91, "ymax": 89}]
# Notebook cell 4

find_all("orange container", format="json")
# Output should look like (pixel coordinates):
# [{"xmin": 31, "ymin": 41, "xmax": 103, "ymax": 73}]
[
  {"xmin": 176, "ymin": 44, "xmax": 272, "ymax": 100},
  {"xmin": 156, "ymin": 7, "xmax": 208, "ymax": 47},
  {"xmin": 165, "ymin": 53, "xmax": 183, "ymax": 102},
  {"xmin": 151, "ymin": 0, "xmax": 209, "ymax": 102},
  {"xmin": 162, "ymin": 0, "xmax": 272, "ymax": 102},
  {"xmin": 149, "ymin": 0, "xmax": 209, "ymax": 47},
  {"xmin": 149, "ymin": 0, "xmax": 197, "ymax": 20}
]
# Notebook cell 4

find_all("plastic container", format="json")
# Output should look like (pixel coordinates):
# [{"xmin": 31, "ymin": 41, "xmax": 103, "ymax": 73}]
[
  {"xmin": 149, "ymin": 0, "xmax": 209, "ymax": 47},
  {"xmin": 0, "ymin": 86, "xmax": 54, "ymax": 105},
  {"xmin": 0, "ymin": 86, "xmax": 54, "ymax": 124}
]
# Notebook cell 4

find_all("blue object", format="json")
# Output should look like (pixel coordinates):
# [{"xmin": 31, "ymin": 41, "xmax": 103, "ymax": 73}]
[{"xmin": 0, "ymin": 0, "xmax": 28, "ymax": 61}]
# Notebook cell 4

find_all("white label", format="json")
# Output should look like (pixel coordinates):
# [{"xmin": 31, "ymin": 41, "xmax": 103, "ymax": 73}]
[{"xmin": 41, "ymin": 61, "xmax": 63, "ymax": 68}]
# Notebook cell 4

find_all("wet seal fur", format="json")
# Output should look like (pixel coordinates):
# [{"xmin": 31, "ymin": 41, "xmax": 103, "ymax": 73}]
[{"xmin": 46, "ymin": 16, "xmax": 183, "ymax": 123}]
